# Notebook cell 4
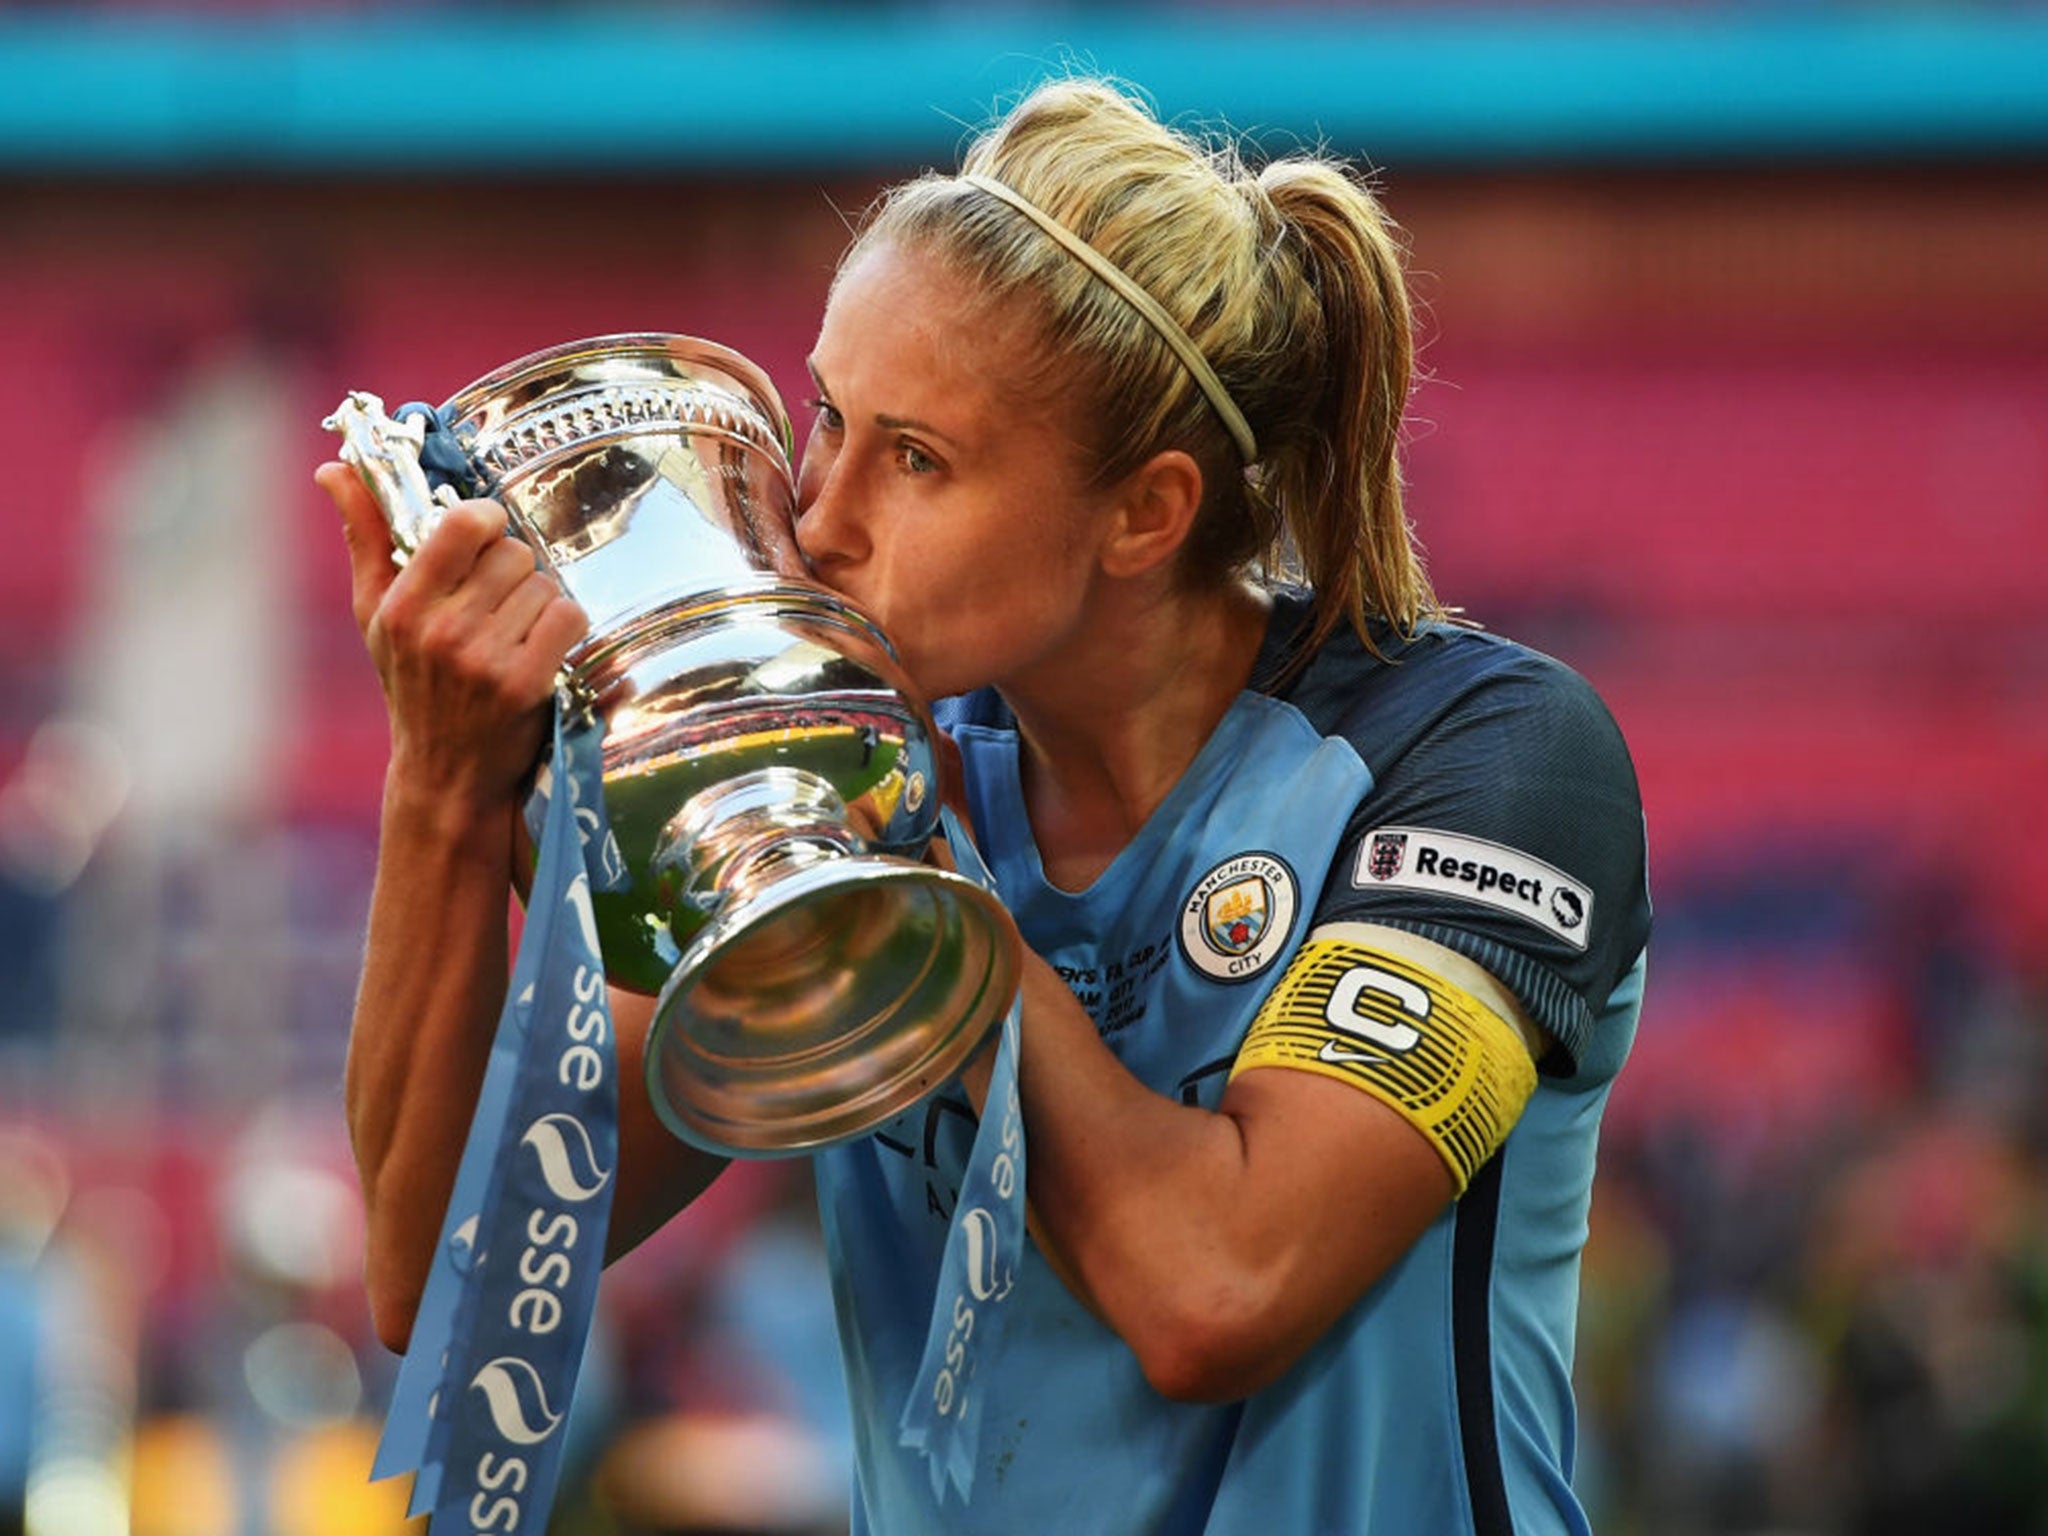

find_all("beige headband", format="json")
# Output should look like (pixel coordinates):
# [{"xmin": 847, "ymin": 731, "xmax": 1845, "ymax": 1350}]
[{"xmin": 961, "ymin": 172, "xmax": 1259, "ymax": 466}]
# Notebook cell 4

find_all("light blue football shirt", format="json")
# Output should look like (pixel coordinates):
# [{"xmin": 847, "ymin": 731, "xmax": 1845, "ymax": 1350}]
[{"xmin": 814, "ymin": 596, "xmax": 1651, "ymax": 1534}]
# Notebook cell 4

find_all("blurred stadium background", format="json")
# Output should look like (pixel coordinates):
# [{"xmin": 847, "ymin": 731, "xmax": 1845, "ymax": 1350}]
[{"xmin": 2, "ymin": 4, "xmax": 2045, "ymax": 1534}]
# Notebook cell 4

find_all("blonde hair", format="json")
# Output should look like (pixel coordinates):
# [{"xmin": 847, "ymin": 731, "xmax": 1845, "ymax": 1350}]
[{"xmin": 845, "ymin": 77, "xmax": 1446, "ymax": 660}]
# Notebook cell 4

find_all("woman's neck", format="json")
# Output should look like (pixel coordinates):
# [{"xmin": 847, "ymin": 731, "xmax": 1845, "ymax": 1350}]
[{"xmin": 1001, "ymin": 579, "xmax": 1271, "ymax": 893}]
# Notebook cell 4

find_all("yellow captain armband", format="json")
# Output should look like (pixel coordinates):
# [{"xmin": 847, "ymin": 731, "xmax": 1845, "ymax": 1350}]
[{"xmin": 1230, "ymin": 926, "xmax": 1541, "ymax": 1193}]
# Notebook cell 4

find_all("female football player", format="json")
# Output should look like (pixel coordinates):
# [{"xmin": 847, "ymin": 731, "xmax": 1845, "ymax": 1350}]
[{"xmin": 325, "ymin": 76, "xmax": 1649, "ymax": 1534}]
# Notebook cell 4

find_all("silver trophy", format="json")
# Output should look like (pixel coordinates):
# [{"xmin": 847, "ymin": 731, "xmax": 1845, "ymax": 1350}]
[{"xmin": 326, "ymin": 334, "xmax": 1020, "ymax": 1157}]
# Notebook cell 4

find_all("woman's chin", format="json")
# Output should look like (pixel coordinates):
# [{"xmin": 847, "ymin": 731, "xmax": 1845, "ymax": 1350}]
[{"xmin": 903, "ymin": 657, "xmax": 971, "ymax": 705}]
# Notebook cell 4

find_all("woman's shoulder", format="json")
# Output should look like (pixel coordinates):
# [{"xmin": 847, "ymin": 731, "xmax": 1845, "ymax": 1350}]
[{"xmin": 1275, "ymin": 600, "xmax": 1629, "ymax": 774}]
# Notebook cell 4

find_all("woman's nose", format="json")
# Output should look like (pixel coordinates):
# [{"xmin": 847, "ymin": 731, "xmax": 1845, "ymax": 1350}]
[{"xmin": 794, "ymin": 446, "xmax": 864, "ymax": 575}]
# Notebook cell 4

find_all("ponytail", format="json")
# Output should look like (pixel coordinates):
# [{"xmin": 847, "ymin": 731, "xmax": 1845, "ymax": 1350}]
[{"xmin": 1255, "ymin": 159, "xmax": 1442, "ymax": 660}]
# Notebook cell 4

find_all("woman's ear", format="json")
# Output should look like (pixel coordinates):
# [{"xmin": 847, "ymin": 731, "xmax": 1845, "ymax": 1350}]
[{"xmin": 1100, "ymin": 449, "xmax": 1204, "ymax": 579}]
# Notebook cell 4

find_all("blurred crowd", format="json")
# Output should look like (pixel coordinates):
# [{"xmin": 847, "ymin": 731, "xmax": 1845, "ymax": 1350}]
[{"xmin": 1579, "ymin": 864, "xmax": 2048, "ymax": 1536}]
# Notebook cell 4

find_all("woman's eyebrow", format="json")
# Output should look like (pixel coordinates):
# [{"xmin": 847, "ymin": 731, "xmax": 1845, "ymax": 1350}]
[
  {"xmin": 875, "ymin": 412, "xmax": 959, "ymax": 447},
  {"xmin": 808, "ymin": 360, "xmax": 961, "ymax": 446}
]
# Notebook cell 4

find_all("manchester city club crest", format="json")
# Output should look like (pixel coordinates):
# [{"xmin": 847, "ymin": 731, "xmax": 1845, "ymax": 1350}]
[
  {"xmin": 1179, "ymin": 851, "xmax": 1299, "ymax": 982},
  {"xmin": 1205, "ymin": 876, "xmax": 1271, "ymax": 955},
  {"xmin": 1366, "ymin": 831, "xmax": 1407, "ymax": 881}
]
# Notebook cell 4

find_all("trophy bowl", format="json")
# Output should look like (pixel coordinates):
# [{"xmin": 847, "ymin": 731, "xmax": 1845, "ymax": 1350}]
[{"xmin": 327, "ymin": 334, "xmax": 1021, "ymax": 1157}]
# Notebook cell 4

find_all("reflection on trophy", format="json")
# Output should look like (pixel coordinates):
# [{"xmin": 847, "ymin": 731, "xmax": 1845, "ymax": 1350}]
[{"xmin": 325, "ymin": 335, "xmax": 1021, "ymax": 1157}]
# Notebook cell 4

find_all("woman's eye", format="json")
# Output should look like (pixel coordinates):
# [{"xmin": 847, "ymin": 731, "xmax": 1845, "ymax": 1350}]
[
  {"xmin": 899, "ymin": 442, "xmax": 937, "ymax": 475},
  {"xmin": 808, "ymin": 397, "xmax": 843, "ymax": 432}
]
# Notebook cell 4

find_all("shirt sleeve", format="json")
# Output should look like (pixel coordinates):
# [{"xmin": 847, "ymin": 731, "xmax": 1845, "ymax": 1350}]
[{"xmin": 1310, "ymin": 650, "xmax": 1651, "ymax": 1078}]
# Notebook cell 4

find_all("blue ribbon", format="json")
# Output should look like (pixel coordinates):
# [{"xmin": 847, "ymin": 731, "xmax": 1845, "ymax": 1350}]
[
  {"xmin": 373, "ymin": 701, "xmax": 619, "ymax": 1533},
  {"xmin": 394, "ymin": 401, "xmax": 488, "ymax": 502},
  {"xmin": 897, "ymin": 805, "xmax": 1029, "ymax": 1505}
]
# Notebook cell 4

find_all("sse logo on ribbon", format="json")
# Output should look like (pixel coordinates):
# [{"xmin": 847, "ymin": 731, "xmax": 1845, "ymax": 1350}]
[
  {"xmin": 374, "ymin": 706, "xmax": 620, "ymax": 1536},
  {"xmin": 521, "ymin": 1114, "xmax": 613, "ymax": 1203},
  {"xmin": 470, "ymin": 1357, "xmax": 565, "ymax": 1446}
]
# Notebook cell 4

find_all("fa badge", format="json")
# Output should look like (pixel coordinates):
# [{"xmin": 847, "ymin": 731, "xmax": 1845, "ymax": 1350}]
[
  {"xmin": 1366, "ymin": 831, "xmax": 1408, "ymax": 881},
  {"xmin": 1179, "ymin": 852, "xmax": 1299, "ymax": 982}
]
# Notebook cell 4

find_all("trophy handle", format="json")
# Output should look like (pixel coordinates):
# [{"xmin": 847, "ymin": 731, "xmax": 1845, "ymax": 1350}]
[{"xmin": 321, "ymin": 390, "xmax": 456, "ymax": 563}]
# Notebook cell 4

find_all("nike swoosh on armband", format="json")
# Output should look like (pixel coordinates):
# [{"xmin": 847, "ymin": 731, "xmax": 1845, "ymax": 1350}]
[{"xmin": 1318, "ymin": 1040, "xmax": 1392, "ymax": 1067}]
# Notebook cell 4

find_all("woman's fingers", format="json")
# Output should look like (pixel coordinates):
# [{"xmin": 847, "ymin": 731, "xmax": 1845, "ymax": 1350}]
[
  {"xmin": 490, "ymin": 566, "xmax": 568, "ymax": 649},
  {"xmin": 317, "ymin": 459, "xmax": 401, "ymax": 637},
  {"xmin": 320, "ymin": 461, "xmax": 592, "ymax": 813},
  {"xmin": 518, "ymin": 584, "xmax": 592, "ymax": 667},
  {"xmin": 320, "ymin": 467, "xmax": 584, "ymax": 669},
  {"xmin": 375, "ymin": 503, "xmax": 547, "ymax": 669},
  {"xmin": 329, "ymin": 483, "xmax": 579, "ymax": 789},
  {"xmin": 460, "ymin": 534, "xmax": 554, "ymax": 634},
  {"xmin": 391, "ymin": 497, "xmax": 510, "ymax": 606},
  {"xmin": 435, "ymin": 533, "xmax": 588, "ymax": 692}
]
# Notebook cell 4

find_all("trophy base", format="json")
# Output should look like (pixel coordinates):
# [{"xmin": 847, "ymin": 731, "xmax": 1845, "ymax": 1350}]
[{"xmin": 644, "ymin": 859, "xmax": 1019, "ymax": 1156}]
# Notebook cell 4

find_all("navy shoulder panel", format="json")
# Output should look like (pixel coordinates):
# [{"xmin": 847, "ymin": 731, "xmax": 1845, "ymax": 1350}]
[{"xmin": 1268, "ymin": 597, "xmax": 1651, "ymax": 1073}]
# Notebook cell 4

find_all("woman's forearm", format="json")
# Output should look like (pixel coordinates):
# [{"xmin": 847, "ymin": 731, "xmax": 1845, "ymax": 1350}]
[
  {"xmin": 344, "ymin": 769, "xmax": 521, "ymax": 1350},
  {"xmin": 1009, "ymin": 950, "xmax": 1453, "ymax": 1403}
]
